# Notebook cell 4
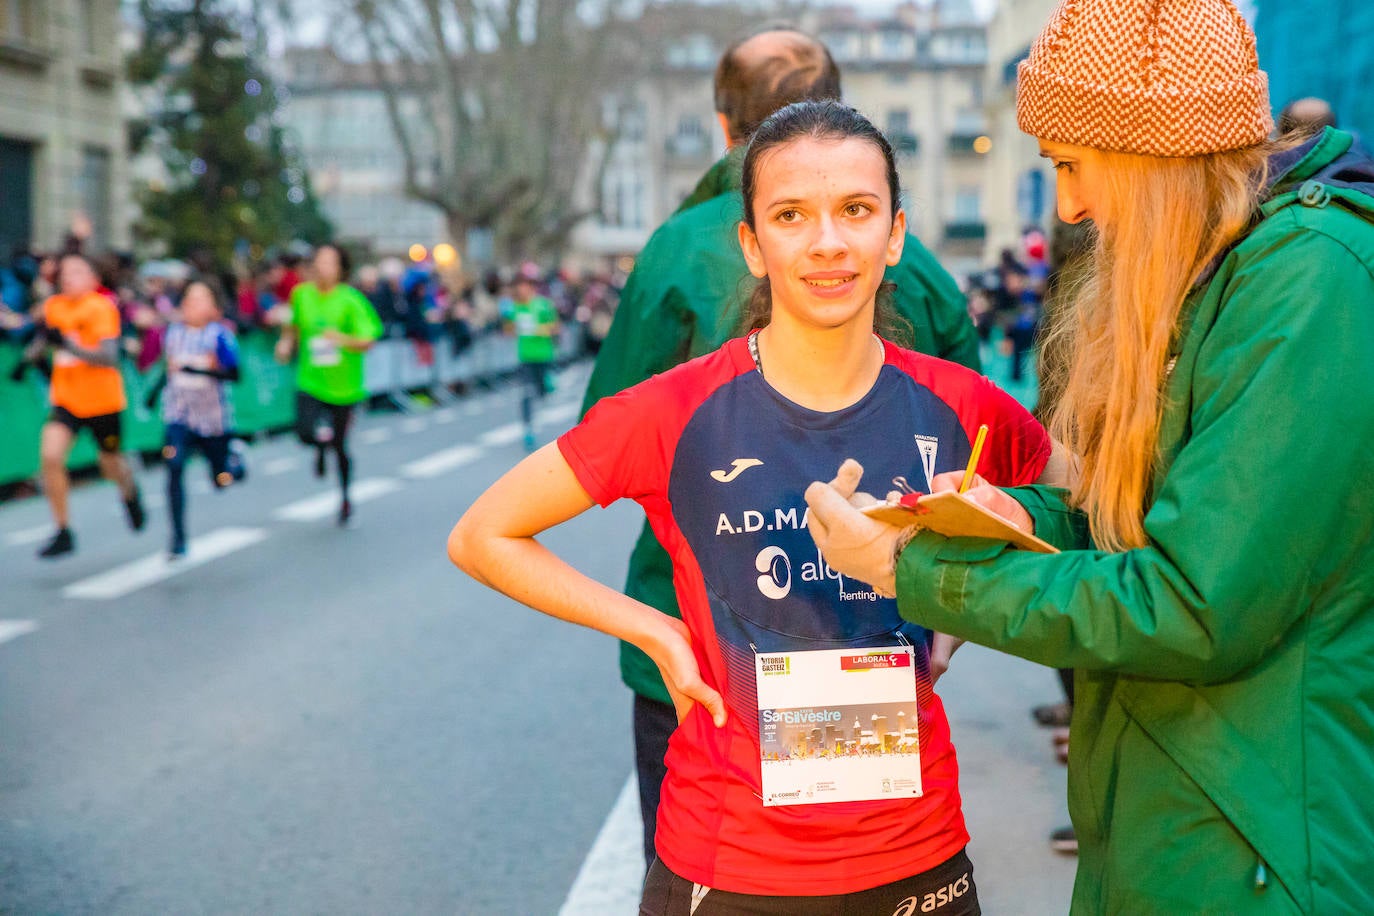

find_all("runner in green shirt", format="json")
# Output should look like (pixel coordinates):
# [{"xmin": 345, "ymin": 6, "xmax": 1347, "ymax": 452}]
[
  {"xmin": 274, "ymin": 244, "xmax": 383, "ymax": 525},
  {"xmin": 505, "ymin": 263, "xmax": 560, "ymax": 451}
]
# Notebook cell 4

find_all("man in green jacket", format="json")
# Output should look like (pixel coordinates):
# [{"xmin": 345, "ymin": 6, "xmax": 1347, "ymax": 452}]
[
  {"xmin": 581, "ymin": 25, "xmax": 981, "ymax": 866},
  {"xmin": 806, "ymin": 128, "xmax": 1374, "ymax": 913}
]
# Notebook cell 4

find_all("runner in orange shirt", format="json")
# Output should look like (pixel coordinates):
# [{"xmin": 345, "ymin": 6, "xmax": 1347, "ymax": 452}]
[{"xmin": 27, "ymin": 253, "xmax": 145, "ymax": 558}]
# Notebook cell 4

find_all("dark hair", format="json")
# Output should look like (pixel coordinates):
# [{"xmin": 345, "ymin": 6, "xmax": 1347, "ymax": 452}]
[
  {"xmin": 714, "ymin": 27, "xmax": 841, "ymax": 144},
  {"xmin": 738, "ymin": 100, "xmax": 909, "ymax": 344},
  {"xmin": 1277, "ymin": 97, "xmax": 1337, "ymax": 138},
  {"xmin": 314, "ymin": 242, "xmax": 351, "ymax": 279}
]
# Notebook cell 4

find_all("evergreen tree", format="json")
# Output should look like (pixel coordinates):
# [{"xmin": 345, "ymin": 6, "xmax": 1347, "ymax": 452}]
[{"xmin": 128, "ymin": 0, "xmax": 332, "ymax": 270}]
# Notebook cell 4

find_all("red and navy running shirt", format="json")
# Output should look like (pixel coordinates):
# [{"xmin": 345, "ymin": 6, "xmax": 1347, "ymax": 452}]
[{"xmin": 559, "ymin": 335, "xmax": 1050, "ymax": 895}]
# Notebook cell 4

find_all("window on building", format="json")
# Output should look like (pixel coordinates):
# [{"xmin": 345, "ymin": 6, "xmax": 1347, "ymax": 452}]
[
  {"xmin": 879, "ymin": 31, "xmax": 908, "ymax": 60},
  {"xmin": 0, "ymin": 0, "xmax": 36, "ymax": 42},
  {"xmin": 953, "ymin": 187, "xmax": 982, "ymax": 223},
  {"xmin": 887, "ymin": 108, "xmax": 911, "ymax": 136},
  {"xmin": 78, "ymin": 146, "xmax": 112, "ymax": 251}
]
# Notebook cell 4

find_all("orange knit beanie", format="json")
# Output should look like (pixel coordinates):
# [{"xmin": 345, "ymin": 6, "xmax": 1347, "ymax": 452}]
[{"xmin": 1017, "ymin": 0, "xmax": 1273, "ymax": 157}]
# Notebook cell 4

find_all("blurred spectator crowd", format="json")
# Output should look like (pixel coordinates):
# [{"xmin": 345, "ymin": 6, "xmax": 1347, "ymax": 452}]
[{"xmin": 1, "ymin": 238, "xmax": 624, "ymax": 371}]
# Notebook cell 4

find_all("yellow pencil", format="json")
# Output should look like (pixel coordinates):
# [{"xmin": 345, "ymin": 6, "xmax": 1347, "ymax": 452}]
[{"xmin": 959, "ymin": 424, "xmax": 989, "ymax": 494}]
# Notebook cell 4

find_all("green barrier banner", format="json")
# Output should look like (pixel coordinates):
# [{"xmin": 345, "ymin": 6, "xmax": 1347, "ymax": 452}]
[{"xmin": 0, "ymin": 332, "xmax": 297, "ymax": 488}]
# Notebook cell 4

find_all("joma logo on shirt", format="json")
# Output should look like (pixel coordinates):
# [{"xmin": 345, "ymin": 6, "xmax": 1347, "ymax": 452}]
[
  {"xmin": 710, "ymin": 458, "xmax": 764, "ymax": 482},
  {"xmin": 716, "ymin": 506, "xmax": 808, "ymax": 536}
]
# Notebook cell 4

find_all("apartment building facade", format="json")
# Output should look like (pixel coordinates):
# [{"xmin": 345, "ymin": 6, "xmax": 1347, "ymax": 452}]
[{"xmin": 0, "ymin": 0, "xmax": 130, "ymax": 258}]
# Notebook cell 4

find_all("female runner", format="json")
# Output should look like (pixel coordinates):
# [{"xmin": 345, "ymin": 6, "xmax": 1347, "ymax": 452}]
[{"xmin": 450, "ymin": 100, "xmax": 1062, "ymax": 914}]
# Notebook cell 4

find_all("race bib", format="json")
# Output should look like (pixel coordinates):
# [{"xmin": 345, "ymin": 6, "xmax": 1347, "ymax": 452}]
[
  {"xmin": 756, "ymin": 646, "xmax": 922, "ymax": 806},
  {"xmin": 308, "ymin": 334, "xmax": 341, "ymax": 367}
]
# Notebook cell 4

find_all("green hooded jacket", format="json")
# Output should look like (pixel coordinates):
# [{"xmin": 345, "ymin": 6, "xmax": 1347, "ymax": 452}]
[
  {"xmin": 894, "ymin": 129, "xmax": 1374, "ymax": 913},
  {"xmin": 583, "ymin": 150, "xmax": 981, "ymax": 705}
]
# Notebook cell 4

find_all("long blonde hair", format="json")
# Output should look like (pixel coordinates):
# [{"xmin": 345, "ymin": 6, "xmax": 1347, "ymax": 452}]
[{"xmin": 1043, "ymin": 144, "xmax": 1272, "ymax": 552}]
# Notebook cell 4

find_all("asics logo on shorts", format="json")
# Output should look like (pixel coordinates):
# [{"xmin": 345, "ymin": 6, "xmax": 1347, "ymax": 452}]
[
  {"xmin": 891, "ymin": 872, "xmax": 971, "ymax": 914},
  {"xmin": 710, "ymin": 458, "xmax": 763, "ymax": 482}
]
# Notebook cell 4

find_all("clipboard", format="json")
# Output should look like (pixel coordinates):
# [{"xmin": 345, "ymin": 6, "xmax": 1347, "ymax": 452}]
[{"xmin": 861, "ymin": 490, "xmax": 1059, "ymax": 554}]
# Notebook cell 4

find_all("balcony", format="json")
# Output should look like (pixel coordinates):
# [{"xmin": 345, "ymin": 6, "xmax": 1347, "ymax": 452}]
[{"xmin": 944, "ymin": 221, "xmax": 986, "ymax": 242}]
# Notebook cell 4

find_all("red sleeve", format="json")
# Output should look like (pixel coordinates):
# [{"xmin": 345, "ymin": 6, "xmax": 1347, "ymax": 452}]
[
  {"xmin": 963, "ymin": 374, "xmax": 1051, "ymax": 487},
  {"xmin": 558, "ymin": 379, "xmax": 672, "ymax": 508},
  {"xmin": 886, "ymin": 342, "xmax": 1051, "ymax": 487},
  {"xmin": 558, "ymin": 340, "xmax": 753, "ymax": 508}
]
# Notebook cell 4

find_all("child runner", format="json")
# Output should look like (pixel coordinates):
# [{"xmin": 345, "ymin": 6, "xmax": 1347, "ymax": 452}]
[
  {"xmin": 275, "ymin": 243, "xmax": 383, "ymax": 525},
  {"xmin": 450, "ymin": 101, "xmax": 1063, "ymax": 914},
  {"xmin": 156, "ymin": 281, "xmax": 244, "ymax": 558}
]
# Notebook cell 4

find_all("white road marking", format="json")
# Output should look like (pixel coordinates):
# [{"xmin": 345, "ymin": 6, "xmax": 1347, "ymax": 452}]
[
  {"xmin": 272, "ymin": 478, "xmax": 402, "ymax": 522},
  {"xmin": 0, "ymin": 620, "xmax": 39, "ymax": 645},
  {"xmin": 360, "ymin": 427, "xmax": 393, "ymax": 445},
  {"xmin": 400, "ymin": 418, "xmax": 427, "ymax": 434},
  {"xmin": 62, "ymin": 527, "xmax": 270, "ymax": 601},
  {"xmin": 434, "ymin": 408, "xmax": 458, "ymax": 424},
  {"xmin": 401, "ymin": 445, "xmax": 484, "ymax": 479},
  {"xmin": 537, "ymin": 401, "xmax": 581, "ymax": 427},
  {"xmin": 462, "ymin": 402, "xmax": 483, "ymax": 417},
  {"xmin": 3, "ymin": 525, "xmax": 53, "ymax": 548},
  {"xmin": 480, "ymin": 422, "xmax": 525, "ymax": 446},
  {"xmin": 262, "ymin": 457, "xmax": 298, "ymax": 476},
  {"xmin": 559, "ymin": 774, "xmax": 642, "ymax": 916}
]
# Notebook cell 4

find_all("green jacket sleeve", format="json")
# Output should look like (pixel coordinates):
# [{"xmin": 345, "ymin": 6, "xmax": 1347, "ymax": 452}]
[
  {"xmin": 581, "ymin": 250, "xmax": 693, "ymax": 416},
  {"xmin": 1005, "ymin": 484, "xmax": 1091, "ymax": 550},
  {"xmin": 894, "ymin": 221, "xmax": 1374, "ymax": 683}
]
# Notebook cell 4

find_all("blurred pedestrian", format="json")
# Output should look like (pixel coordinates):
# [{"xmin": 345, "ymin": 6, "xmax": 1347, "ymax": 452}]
[
  {"xmin": 275, "ymin": 244, "xmax": 383, "ymax": 526},
  {"xmin": 505, "ymin": 262, "xmax": 559, "ymax": 452},
  {"xmin": 153, "ymin": 281, "xmax": 244, "ymax": 558},
  {"xmin": 580, "ymin": 23, "xmax": 981, "ymax": 868},
  {"xmin": 803, "ymin": 0, "xmax": 1374, "ymax": 910},
  {"xmin": 1276, "ymin": 96, "xmax": 1337, "ymax": 138},
  {"xmin": 29, "ymin": 252, "xmax": 145, "ymax": 558}
]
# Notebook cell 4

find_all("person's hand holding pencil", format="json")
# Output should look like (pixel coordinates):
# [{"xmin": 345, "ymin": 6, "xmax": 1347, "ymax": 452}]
[{"xmin": 929, "ymin": 424, "xmax": 1034, "ymax": 532}]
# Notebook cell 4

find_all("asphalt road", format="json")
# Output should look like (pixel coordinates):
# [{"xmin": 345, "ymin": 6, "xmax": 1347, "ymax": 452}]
[{"xmin": 0, "ymin": 359, "xmax": 1074, "ymax": 914}]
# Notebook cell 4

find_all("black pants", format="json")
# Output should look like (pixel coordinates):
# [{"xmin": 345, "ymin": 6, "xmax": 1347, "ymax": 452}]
[
  {"xmin": 519, "ymin": 361, "xmax": 552, "ymax": 430},
  {"xmin": 634, "ymin": 694, "xmax": 678, "ymax": 867},
  {"xmin": 164, "ymin": 424, "xmax": 233, "ymax": 547},
  {"xmin": 641, "ymin": 849, "xmax": 979, "ymax": 915},
  {"xmin": 295, "ymin": 392, "xmax": 355, "ymax": 499}
]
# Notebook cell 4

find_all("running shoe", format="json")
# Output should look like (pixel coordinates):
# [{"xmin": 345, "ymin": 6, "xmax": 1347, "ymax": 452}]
[
  {"xmin": 124, "ymin": 489, "xmax": 146, "ymax": 531},
  {"xmin": 523, "ymin": 431, "xmax": 537, "ymax": 452},
  {"xmin": 227, "ymin": 438, "xmax": 248, "ymax": 482},
  {"xmin": 37, "ymin": 527, "xmax": 74, "ymax": 559},
  {"xmin": 1050, "ymin": 825, "xmax": 1078, "ymax": 855},
  {"xmin": 168, "ymin": 536, "xmax": 187, "ymax": 560},
  {"xmin": 338, "ymin": 497, "xmax": 352, "ymax": 527}
]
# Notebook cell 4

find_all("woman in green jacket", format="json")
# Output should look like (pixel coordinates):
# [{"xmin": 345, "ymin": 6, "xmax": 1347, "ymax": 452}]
[{"xmin": 801, "ymin": 0, "xmax": 1374, "ymax": 912}]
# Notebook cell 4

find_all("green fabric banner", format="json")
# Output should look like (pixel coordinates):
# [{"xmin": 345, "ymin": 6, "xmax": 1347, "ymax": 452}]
[{"xmin": 0, "ymin": 331, "xmax": 296, "ymax": 487}]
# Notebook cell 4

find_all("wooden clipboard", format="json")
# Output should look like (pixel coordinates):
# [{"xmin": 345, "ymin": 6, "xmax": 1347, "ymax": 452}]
[{"xmin": 861, "ymin": 490, "xmax": 1059, "ymax": 554}]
